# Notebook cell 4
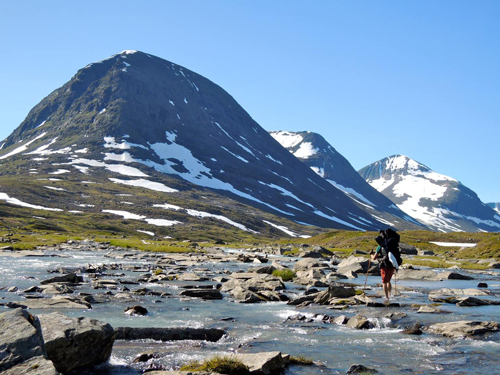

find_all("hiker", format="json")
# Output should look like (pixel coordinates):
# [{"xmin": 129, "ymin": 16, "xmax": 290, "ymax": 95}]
[{"xmin": 371, "ymin": 229, "xmax": 402, "ymax": 300}]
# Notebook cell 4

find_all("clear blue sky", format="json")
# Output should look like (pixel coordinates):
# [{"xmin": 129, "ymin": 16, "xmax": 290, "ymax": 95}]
[{"xmin": 1, "ymin": 1, "xmax": 499, "ymax": 202}]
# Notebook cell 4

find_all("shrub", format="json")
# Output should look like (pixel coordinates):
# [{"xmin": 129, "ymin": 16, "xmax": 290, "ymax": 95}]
[
  {"xmin": 180, "ymin": 355, "xmax": 249, "ymax": 375},
  {"xmin": 272, "ymin": 269, "xmax": 296, "ymax": 281}
]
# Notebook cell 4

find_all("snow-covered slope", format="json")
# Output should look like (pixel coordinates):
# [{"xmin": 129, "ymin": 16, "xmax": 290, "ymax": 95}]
[
  {"xmin": 0, "ymin": 51, "xmax": 397, "ymax": 235},
  {"xmin": 359, "ymin": 155, "xmax": 500, "ymax": 232},
  {"xmin": 486, "ymin": 203, "xmax": 500, "ymax": 214},
  {"xmin": 270, "ymin": 131, "xmax": 425, "ymax": 230}
]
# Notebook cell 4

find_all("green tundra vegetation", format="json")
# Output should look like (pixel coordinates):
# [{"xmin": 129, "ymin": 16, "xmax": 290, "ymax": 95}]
[{"xmin": 0, "ymin": 202, "xmax": 498, "ymax": 264}]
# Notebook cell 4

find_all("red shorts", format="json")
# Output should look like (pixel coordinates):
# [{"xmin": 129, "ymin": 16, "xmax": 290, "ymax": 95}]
[{"xmin": 380, "ymin": 267, "xmax": 395, "ymax": 283}]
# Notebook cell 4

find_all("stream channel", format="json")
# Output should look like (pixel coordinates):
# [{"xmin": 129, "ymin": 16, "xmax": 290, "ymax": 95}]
[{"xmin": 0, "ymin": 245, "xmax": 499, "ymax": 375}]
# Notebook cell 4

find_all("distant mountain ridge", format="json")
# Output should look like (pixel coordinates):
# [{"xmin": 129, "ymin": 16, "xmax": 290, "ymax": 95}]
[
  {"xmin": 487, "ymin": 203, "xmax": 500, "ymax": 214},
  {"xmin": 359, "ymin": 155, "xmax": 500, "ymax": 232},
  {"xmin": 269, "ymin": 131, "xmax": 424, "ymax": 229},
  {"xmin": 0, "ymin": 50, "xmax": 398, "ymax": 236}
]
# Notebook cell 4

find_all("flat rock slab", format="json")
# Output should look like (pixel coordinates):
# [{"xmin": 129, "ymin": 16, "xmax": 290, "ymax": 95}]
[
  {"xmin": 427, "ymin": 321, "xmax": 500, "ymax": 338},
  {"xmin": 115, "ymin": 327, "xmax": 225, "ymax": 342},
  {"xmin": 10, "ymin": 297, "xmax": 90, "ymax": 309}
]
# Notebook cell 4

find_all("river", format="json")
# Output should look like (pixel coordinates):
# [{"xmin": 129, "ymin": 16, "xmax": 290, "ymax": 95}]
[{"xmin": 0, "ymin": 246, "xmax": 499, "ymax": 374}]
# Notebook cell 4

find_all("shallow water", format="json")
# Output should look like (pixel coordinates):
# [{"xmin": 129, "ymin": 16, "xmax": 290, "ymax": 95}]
[{"xmin": 1, "ymin": 249, "xmax": 499, "ymax": 374}]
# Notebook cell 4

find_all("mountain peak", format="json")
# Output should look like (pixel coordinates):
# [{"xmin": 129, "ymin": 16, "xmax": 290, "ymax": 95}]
[
  {"xmin": 0, "ymin": 52, "xmax": 399, "ymax": 234},
  {"xmin": 360, "ymin": 156, "xmax": 500, "ymax": 232}
]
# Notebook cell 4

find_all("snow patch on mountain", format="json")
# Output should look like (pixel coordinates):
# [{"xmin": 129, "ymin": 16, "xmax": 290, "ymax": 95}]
[
  {"xmin": 263, "ymin": 220, "xmax": 310, "ymax": 238},
  {"xmin": 109, "ymin": 178, "xmax": 178, "ymax": 193},
  {"xmin": 327, "ymin": 180, "xmax": 376, "ymax": 207},
  {"xmin": 153, "ymin": 203, "xmax": 257, "ymax": 233},
  {"xmin": 270, "ymin": 131, "xmax": 303, "ymax": 148},
  {"xmin": 0, "ymin": 132, "xmax": 47, "ymax": 160},
  {"xmin": 293, "ymin": 142, "xmax": 318, "ymax": 158},
  {"xmin": 0, "ymin": 192, "xmax": 63, "ymax": 212}
]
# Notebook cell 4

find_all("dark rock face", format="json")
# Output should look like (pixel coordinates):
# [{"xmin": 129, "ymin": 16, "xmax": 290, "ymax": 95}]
[
  {"xmin": 359, "ymin": 155, "xmax": 500, "ymax": 232},
  {"xmin": 0, "ymin": 308, "xmax": 48, "ymax": 372},
  {"xmin": 38, "ymin": 313, "xmax": 116, "ymax": 373},
  {"xmin": 0, "ymin": 50, "xmax": 405, "ymax": 233}
]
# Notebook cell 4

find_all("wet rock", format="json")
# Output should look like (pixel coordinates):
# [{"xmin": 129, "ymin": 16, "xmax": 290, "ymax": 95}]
[
  {"xmin": 314, "ymin": 285, "xmax": 357, "ymax": 305},
  {"xmin": 427, "ymin": 321, "xmax": 500, "ymax": 338},
  {"xmin": 385, "ymin": 312, "xmax": 407, "ymax": 320},
  {"xmin": 334, "ymin": 315, "xmax": 349, "ymax": 325},
  {"xmin": 346, "ymin": 314, "xmax": 372, "ymax": 330},
  {"xmin": 7, "ymin": 286, "xmax": 18, "ymax": 292},
  {"xmin": 179, "ymin": 289, "xmax": 223, "ymax": 300},
  {"xmin": 456, "ymin": 297, "xmax": 490, "ymax": 307},
  {"xmin": 477, "ymin": 282, "xmax": 488, "ymax": 288},
  {"xmin": 347, "ymin": 364, "xmax": 379, "ymax": 373},
  {"xmin": 39, "ymin": 284, "xmax": 74, "ymax": 295},
  {"xmin": 401, "ymin": 323, "xmax": 423, "ymax": 335},
  {"xmin": 287, "ymin": 293, "xmax": 319, "ymax": 306},
  {"xmin": 38, "ymin": 312, "xmax": 115, "ymax": 373},
  {"xmin": 40, "ymin": 273, "xmax": 83, "ymax": 285},
  {"xmin": 488, "ymin": 262, "xmax": 500, "ymax": 269},
  {"xmin": 236, "ymin": 351, "xmax": 289, "ymax": 374},
  {"xmin": 133, "ymin": 353, "xmax": 155, "ymax": 363},
  {"xmin": 114, "ymin": 327, "xmax": 225, "ymax": 342},
  {"xmin": 0, "ymin": 308, "xmax": 48, "ymax": 372},
  {"xmin": 22, "ymin": 286, "xmax": 43, "ymax": 293},
  {"xmin": 125, "ymin": 305, "xmax": 148, "ymax": 316},
  {"xmin": 436, "ymin": 271, "xmax": 474, "ymax": 280}
]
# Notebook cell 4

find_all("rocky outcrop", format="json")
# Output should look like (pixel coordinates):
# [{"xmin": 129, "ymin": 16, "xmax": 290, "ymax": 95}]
[
  {"xmin": 114, "ymin": 327, "xmax": 225, "ymax": 342},
  {"xmin": 2, "ymin": 356, "xmax": 59, "ymax": 375},
  {"xmin": 38, "ymin": 313, "xmax": 116, "ymax": 373},
  {"xmin": 427, "ymin": 321, "xmax": 499, "ymax": 338},
  {"xmin": 0, "ymin": 308, "xmax": 52, "ymax": 373}
]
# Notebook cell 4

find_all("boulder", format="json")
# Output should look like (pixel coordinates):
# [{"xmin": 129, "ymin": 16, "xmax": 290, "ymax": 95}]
[
  {"xmin": 124, "ymin": 305, "xmax": 148, "ymax": 316},
  {"xmin": 456, "ymin": 297, "xmax": 491, "ymax": 307},
  {"xmin": 236, "ymin": 351, "xmax": 289, "ymax": 374},
  {"xmin": 337, "ymin": 256, "xmax": 370, "ymax": 273},
  {"xmin": 38, "ymin": 313, "xmax": 116, "ymax": 373},
  {"xmin": 347, "ymin": 364, "xmax": 379, "ymax": 373},
  {"xmin": 114, "ymin": 327, "xmax": 225, "ymax": 342},
  {"xmin": 40, "ymin": 273, "xmax": 83, "ymax": 285},
  {"xmin": 294, "ymin": 268, "xmax": 325, "ymax": 285},
  {"xmin": 314, "ymin": 285, "xmax": 357, "ymax": 305},
  {"xmin": 436, "ymin": 271, "xmax": 474, "ymax": 280},
  {"xmin": 399, "ymin": 243, "xmax": 417, "ymax": 255},
  {"xmin": 11, "ymin": 296, "xmax": 91, "ymax": 310},
  {"xmin": 346, "ymin": 314, "xmax": 372, "ymax": 330},
  {"xmin": 427, "ymin": 321, "xmax": 499, "ymax": 338},
  {"xmin": 179, "ymin": 289, "xmax": 223, "ymax": 300},
  {"xmin": 0, "ymin": 308, "xmax": 48, "ymax": 372}
]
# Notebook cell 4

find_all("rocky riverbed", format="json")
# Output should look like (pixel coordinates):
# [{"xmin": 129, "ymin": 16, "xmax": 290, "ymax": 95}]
[{"xmin": 0, "ymin": 240, "xmax": 499, "ymax": 374}]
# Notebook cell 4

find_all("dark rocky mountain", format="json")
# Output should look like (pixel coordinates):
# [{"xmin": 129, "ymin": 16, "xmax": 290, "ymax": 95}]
[
  {"xmin": 269, "ymin": 131, "xmax": 425, "ymax": 229},
  {"xmin": 0, "ymin": 50, "xmax": 407, "ymax": 237},
  {"xmin": 359, "ymin": 155, "xmax": 500, "ymax": 232}
]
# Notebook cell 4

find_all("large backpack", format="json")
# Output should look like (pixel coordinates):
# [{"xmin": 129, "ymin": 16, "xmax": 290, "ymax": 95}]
[{"xmin": 375, "ymin": 228, "xmax": 403, "ymax": 269}]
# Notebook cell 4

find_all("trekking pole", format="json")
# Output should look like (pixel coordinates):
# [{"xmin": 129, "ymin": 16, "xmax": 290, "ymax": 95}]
[
  {"xmin": 363, "ymin": 255, "xmax": 372, "ymax": 290},
  {"xmin": 394, "ymin": 271, "xmax": 398, "ymax": 296}
]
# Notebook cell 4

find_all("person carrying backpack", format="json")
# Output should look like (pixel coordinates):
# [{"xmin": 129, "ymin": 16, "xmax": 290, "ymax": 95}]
[{"xmin": 370, "ymin": 229, "xmax": 402, "ymax": 300}]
